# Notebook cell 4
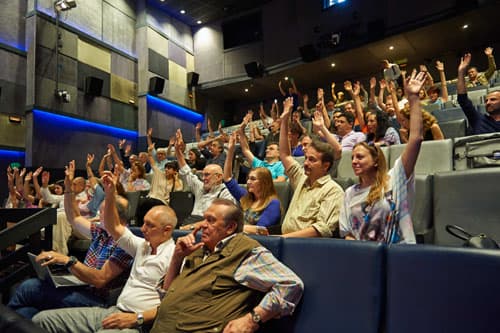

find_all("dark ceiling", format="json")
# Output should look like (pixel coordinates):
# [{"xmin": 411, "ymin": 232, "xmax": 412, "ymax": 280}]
[{"xmin": 152, "ymin": 0, "xmax": 500, "ymax": 105}]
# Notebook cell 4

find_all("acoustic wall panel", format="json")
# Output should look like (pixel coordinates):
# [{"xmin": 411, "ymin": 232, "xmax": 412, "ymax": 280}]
[
  {"xmin": 148, "ymin": 48, "xmax": 169, "ymax": 79},
  {"xmin": 0, "ymin": 79, "xmax": 26, "ymax": 116},
  {"xmin": 36, "ymin": 45, "xmax": 78, "ymax": 86},
  {"xmin": 102, "ymin": 1, "xmax": 136, "ymax": 56},
  {"xmin": 104, "ymin": 0, "xmax": 136, "ymax": 19},
  {"xmin": 111, "ymin": 52, "xmax": 136, "ymax": 82},
  {"xmin": 36, "ymin": 17, "xmax": 78, "ymax": 59},
  {"xmin": 78, "ymin": 39, "xmax": 111, "ymax": 73},
  {"xmin": 186, "ymin": 53, "xmax": 195, "ymax": 73},
  {"xmin": 0, "ymin": 114, "xmax": 26, "ymax": 148},
  {"xmin": 111, "ymin": 100, "xmax": 137, "ymax": 130},
  {"xmin": 77, "ymin": 62, "xmax": 111, "ymax": 97},
  {"xmin": 166, "ymin": 81, "xmax": 188, "ymax": 106},
  {"xmin": 168, "ymin": 60, "xmax": 187, "ymax": 88},
  {"xmin": 167, "ymin": 40, "xmax": 186, "ymax": 68},
  {"xmin": 0, "ymin": 49, "xmax": 26, "ymax": 84},
  {"xmin": 35, "ymin": 75, "xmax": 78, "ymax": 115},
  {"xmin": 170, "ymin": 17, "xmax": 193, "ymax": 54},
  {"xmin": 0, "ymin": 0, "xmax": 27, "ymax": 50},
  {"xmin": 110, "ymin": 73, "xmax": 136, "ymax": 104},
  {"xmin": 76, "ymin": 91, "xmax": 112, "ymax": 124},
  {"xmin": 147, "ymin": 27, "xmax": 168, "ymax": 57}
]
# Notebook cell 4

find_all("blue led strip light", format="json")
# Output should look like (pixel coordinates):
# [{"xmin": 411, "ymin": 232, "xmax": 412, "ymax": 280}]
[
  {"xmin": 33, "ymin": 109, "xmax": 138, "ymax": 138},
  {"xmin": 147, "ymin": 94, "xmax": 204, "ymax": 124},
  {"xmin": 0, "ymin": 149, "xmax": 25, "ymax": 158}
]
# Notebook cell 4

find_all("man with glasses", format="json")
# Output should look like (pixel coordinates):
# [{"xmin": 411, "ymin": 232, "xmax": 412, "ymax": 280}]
[{"xmin": 175, "ymin": 129, "xmax": 237, "ymax": 228}]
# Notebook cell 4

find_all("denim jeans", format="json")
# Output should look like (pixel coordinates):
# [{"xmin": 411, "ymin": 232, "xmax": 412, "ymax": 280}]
[{"xmin": 7, "ymin": 278, "xmax": 106, "ymax": 319}]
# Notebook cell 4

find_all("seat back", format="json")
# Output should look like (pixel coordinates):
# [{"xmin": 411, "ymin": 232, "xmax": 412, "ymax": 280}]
[
  {"xmin": 412, "ymin": 175, "xmax": 434, "ymax": 243},
  {"xmin": 124, "ymin": 191, "xmax": 142, "ymax": 225},
  {"xmin": 440, "ymin": 118, "xmax": 467, "ymax": 139},
  {"xmin": 389, "ymin": 139, "xmax": 453, "ymax": 174},
  {"xmin": 169, "ymin": 191, "xmax": 195, "ymax": 227},
  {"xmin": 432, "ymin": 107, "xmax": 466, "ymax": 122},
  {"xmin": 386, "ymin": 245, "xmax": 500, "ymax": 333},
  {"xmin": 274, "ymin": 238, "xmax": 385, "ymax": 333},
  {"xmin": 433, "ymin": 168, "xmax": 500, "ymax": 246}
]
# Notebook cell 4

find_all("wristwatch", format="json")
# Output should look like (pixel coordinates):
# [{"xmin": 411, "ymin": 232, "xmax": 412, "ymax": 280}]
[
  {"xmin": 65, "ymin": 256, "xmax": 78, "ymax": 269},
  {"xmin": 250, "ymin": 309, "xmax": 261, "ymax": 324},
  {"xmin": 136, "ymin": 312, "xmax": 144, "ymax": 327}
]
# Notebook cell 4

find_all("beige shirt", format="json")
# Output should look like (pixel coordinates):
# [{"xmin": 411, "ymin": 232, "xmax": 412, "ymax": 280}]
[{"xmin": 282, "ymin": 160, "xmax": 344, "ymax": 237}]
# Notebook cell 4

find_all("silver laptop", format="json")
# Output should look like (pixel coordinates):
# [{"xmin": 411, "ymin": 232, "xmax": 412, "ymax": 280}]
[{"xmin": 28, "ymin": 252, "xmax": 88, "ymax": 288}]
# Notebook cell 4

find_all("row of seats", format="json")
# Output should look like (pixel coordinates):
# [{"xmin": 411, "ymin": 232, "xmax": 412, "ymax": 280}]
[{"xmin": 152, "ymin": 229, "xmax": 500, "ymax": 333}]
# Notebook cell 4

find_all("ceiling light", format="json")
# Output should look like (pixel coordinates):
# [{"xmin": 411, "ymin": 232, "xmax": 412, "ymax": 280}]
[
  {"xmin": 197, "ymin": 20, "xmax": 202, "ymax": 24},
  {"xmin": 180, "ymin": 10, "xmax": 186, "ymax": 14},
  {"xmin": 284, "ymin": 76, "xmax": 289, "ymax": 81},
  {"xmin": 389, "ymin": 46, "xmax": 394, "ymax": 50},
  {"xmin": 54, "ymin": 0, "xmax": 77, "ymax": 12},
  {"xmin": 462, "ymin": 24, "xmax": 469, "ymax": 29},
  {"xmin": 244, "ymin": 88, "xmax": 249, "ymax": 92},
  {"xmin": 331, "ymin": 63, "xmax": 336, "ymax": 67}
]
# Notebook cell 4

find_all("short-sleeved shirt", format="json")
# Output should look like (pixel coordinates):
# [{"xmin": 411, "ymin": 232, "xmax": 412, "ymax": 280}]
[
  {"xmin": 334, "ymin": 130, "xmax": 366, "ymax": 151},
  {"xmin": 339, "ymin": 157, "xmax": 416, "ymax": 244},
  {"xmin": 252, "ymin": 158, "xmax": 286, "ymax": 180}
]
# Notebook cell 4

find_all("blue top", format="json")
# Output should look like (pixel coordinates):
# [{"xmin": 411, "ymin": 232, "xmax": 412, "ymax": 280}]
[
  {"xmin": 458, "ymin": 93, "xmax": 500, "ymax": 134},
  {"xmin": 251, "ymin": 158, "xmax": 287, "ymax": 180},
  {"xmin": 224, "ymin": 178, "xmax": 281, "ymax": 227}
]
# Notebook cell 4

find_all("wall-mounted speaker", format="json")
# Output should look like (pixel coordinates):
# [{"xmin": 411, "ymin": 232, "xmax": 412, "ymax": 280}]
[
  {"xmin": 187, "ymin": 72, "xmax": 199, "ymax": 87},
  {"xmin": 149, "ymin": 76, "xmax": 165, "ymax": 95},
  {"xmin": 299, "ymin": 44, "xmax": 320, "ymax": 63},
  {"xmin": 85, "ymin": 76, "xmax": 103, "ymax": 96},
  {"xmin": 244, "ymin": 62, "xmax": 264, "ymax": 78}
]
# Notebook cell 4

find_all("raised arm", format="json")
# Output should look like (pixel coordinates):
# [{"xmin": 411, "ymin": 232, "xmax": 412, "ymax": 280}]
[
  {"xmin": 22, "ymin": 172, "xmax": 35, "ymax": 204},
  {"xmin": 86, "ymin": 153, "xmax": 98, "ymax": 189},
  {"xmin": 279, "ymin": 97, "xmax": 295, "ymax": 170},
  {"xmin": 31, "ymin": 166, "xmax": 43, "ymax": 199},
  {"xmin": 194, "ymin": 122, "xmax": 202, "ymax": 142},
  {"xmin": 401, "ymin": 70, "xmax": 426, "ymax": 178},
  {"xmin": 420, "ymin": 64, "xmax": 434, "ymax": 87},
  {"xmin": 378, "ymin": 79, "xmax": 387, "ymax": 110},
  {"xmin": 484, "ymin": 47, "xmax": 496, "ymax": 80},
  {"xmin": 312, "ymin": 111, "xmax": 342, "ymax": 160},
  {"xmin": 175, "ymin": 129, "xmax": 188, "ymax": 168},
  {"xmin": 238, "ymin": 115, "xmax": 255, "ymax": 164},
  {"xmin": 223, "ymin": 132, "xmax": 237, "ymax": 182},
  {"xmin": 290, "ymin": 77, "xmax": 300, "ymax": 95},
  {"xmin": 278, "ymin": 80, "xmax": 286, "ymax": 97},
  {"xmin": 351, "ymin": 81, "xmax": 366, "ymax": 129},
  {"xmin": 317, "ymin": 88, "xmax": 331, "ymax": 129},
  {"xmin": 98, "ymin": 149, "xmax": 112, "ymax": 177},
  {"xmin": 435, "ymin": 60, "xmax": 448, "ymax": 102},
  {"xmin": 101, "ymin": 171, "xmax": 126, "ymax": 240},
  {"xmin": 389, "ymin": 81, "xmax": 403, "ymax": 124},
  {"xmin": 64, "ymin": 160, "xmax": 92, "ymax": 238},
  {"xmin": 457, "ymin": 53, "xmax": 471, "ymax": 95},
  {"xmin": 331, "ymin": 82, "xmax": 338, "ymax": 103}
]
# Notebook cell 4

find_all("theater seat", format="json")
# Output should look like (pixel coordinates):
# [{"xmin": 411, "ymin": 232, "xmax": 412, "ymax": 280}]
[
  {"xmin": 0, "ymin": 304, "xmax": 48, "ymax": 333},
  {"xmin": 440, "ymin": 118, "xmax": 467, "ymax": 139},
  {"xmin": 389, "ymin": 139, "xmax": 453, "ymax": 174},
  {"xmin": 412, "ymin": 174, "xmax": 434, "ymax": 244},
  {"xmin": 386, "ymin": 245, "xmax": 500, "ymax": 333}
]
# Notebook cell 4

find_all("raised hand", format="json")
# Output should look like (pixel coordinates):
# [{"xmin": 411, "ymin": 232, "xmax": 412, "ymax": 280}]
[
  {"xmin": 303, "ymin": 93, "xmax": 309, "ymax": 104},
  {"xmin": 419, "ymin": 64, "xmax": 428, "ymax": 73},
  {"xmin": 379, "ymin": 79, "xmax": 387, "ymax": 90},
  {"xmin": 169, "ymin": 136, "xmax": 175, "ymax": 146},
  {"xmin": 485, "ymin": 47, "xmax": 494, "ymax": 57},
  {"xmin": 344, "ymin": 80, "xmax": 353, "ymax": 92},
  {"xmin": 174, "ymin": 225, "xmax": 205, "ymax": 259},
  {"xmin": 101, "ymin": 171, "xmax": 116, "ymax": 196},
  {"xmin": 118, "ymin": 139, "xmax": 126, "ymax": 149},
  {"xmin": 352, "ymin": 81, "xmax": 361, "ymax": 96},
  {"xmin": 175, "ymin": 129, "xmax": 184, "ymax": 153},
  {"xmin": 41, "ymin": 170, "xmax": 50, "ymax": 186},
  {"xmin": 317, "ymin": 88, "xmax": 324, "ymax": 101},
  {"xmin": 195, "ymin": 122, "xmax": 202, "ymax": 131},
  {"xmin": 370, "ymin": 77, "xmax": 377, "ymax": 89},
  {"xmin": 147, "ymin": 128, "xmax": 153, "ymax": 137},
  {"xmin": 312, "ymin": 110, "xmax": 325, "ymax": 130},
  {"xmin": 19, "ymin": 168, "xmax": 26, "ymax": 178},
  {"xmin": 281, "ymin": 97, "xmax": 294, "ymax": 119},
  {"xmin": 405, "ymin": 70, "xmax": 427, "ymax": 96},
  {"xmin": 25, "ymin": 171, "xmax": 33, "ymax": 182},
  {"xmin": 33, "ymin": 166, "xmax": 43, "ymax": 178},
  {"xmin": 458, "ymin": 53, "xmax": 472, "ymax": 74},
  {"xmin": 331, "ymin": 82, "xmax": 336, "ymax": 89},
  {"xmin": 86, "ymin": 153, "xmax": 95, "ymax": 167},
  {"xmin": 435, "ymin": 60, "xmax": 444, "ymax": 72},
  {"xmin": 228, "ymin": 131, "xmax": 237, "ymax": 150},
  {"xmin": 124, "ymin": 144, "xmax": 132, "ymax": 155}
]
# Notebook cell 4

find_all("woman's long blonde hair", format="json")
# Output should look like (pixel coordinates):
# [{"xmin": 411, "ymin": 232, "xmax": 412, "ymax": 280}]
[
  {"xmin": 240, "ymin": 167, "xmax": 281, "ymax": 213},
  {"xmin": 353, "ymin": 142, "xmax": 389, "ymax": 206}
]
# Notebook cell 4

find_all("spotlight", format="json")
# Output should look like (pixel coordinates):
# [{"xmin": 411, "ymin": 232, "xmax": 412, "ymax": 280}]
[
  {"xmin": 55, "ymin": 89, "xmax": 71, "ymax": 103},
  {"xmin": 8, "ymin": 116, "xmax": 22, "ymax": 124},
  {"xmin": 54, "ymin": 0, "xmax": 77, "ymax": 12}
]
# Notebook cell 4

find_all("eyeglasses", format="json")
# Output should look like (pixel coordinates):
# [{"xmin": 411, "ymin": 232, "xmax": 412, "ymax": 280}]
[{"xmin": 202, "ymin": 172, "xmax": 221, "ymax": 178}]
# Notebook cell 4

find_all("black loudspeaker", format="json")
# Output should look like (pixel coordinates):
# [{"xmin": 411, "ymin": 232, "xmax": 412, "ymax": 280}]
[
  {"xmin": 299, "ymin": 44, "xmax": 320, "ymax": 63},
  {"xmin": 187, "ymin": 72, "xmax": 199, "ymax": 87},
  {"xmin": 244, "ymin": 62, "xmax": 264, "ymax": 78},
  {"xmin": 149, "ymin": 76, "xmax": 165, "ymax": 94},
  {"xmin": 85, "ymin": 76, "xmax": 103, "ymax": 96}
]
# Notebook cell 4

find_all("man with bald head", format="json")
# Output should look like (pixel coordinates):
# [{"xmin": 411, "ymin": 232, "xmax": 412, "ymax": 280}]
[{"xmin": 175, "ymin": 129, "xmax": 237, "ymax": 228}]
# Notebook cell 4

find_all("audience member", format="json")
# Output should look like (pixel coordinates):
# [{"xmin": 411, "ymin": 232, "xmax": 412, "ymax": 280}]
[
  {"xmin": 279, "ymin": 97, "xmax": 344, "ymax": 237},
  {"xmin": 8, "ymin": 161, "xmax": 133, "ymax": 319},
  {"xmin": 146, "ymin": 128, "xmax": 168, "ymax": 171},
  {"xmin": 33, "ymin": 172, "xmax": 177, "ymax": 332},
  {"xmin": 150, "ymin": 199, "xmax": 303, "ymax": 332},
  {"xmin": 366, "ymin": 110, "xmax": 401, "ymax": 146},
  {"xmin": 339, "ymin": 70, "xmax": 427, "ymax": 243},
  {"xmin": 223, "ymin": 132, "xmax": 281, "ymax": 235},
  {"xmin": 457, "ymin": 52, "xmax": 500, "ymax": 134},
  {"xmin": 466, "ymin": 47, "xmax": 497, "ymax": 87}
]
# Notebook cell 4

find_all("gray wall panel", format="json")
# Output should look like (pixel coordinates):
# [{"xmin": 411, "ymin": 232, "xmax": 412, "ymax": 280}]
[
  {"xmin": 77, "ymin": 62, "xmax": 111, "ymax": 97},
  {"xmin": 147, "ymin": 109, "xmax": 195, "ymax": 142},
  {"xmin": 0, "ymin": 49, "xmax": 26, "ymax": 84},
  {"xmin": 103, "ymin": 1, "xmax": 136, "ymax": 56},
  {"xmin": 36, "ymin": 45, "xmax": 77, "ymax": 86},
  {"xmin": 0, "ymin": 0, "xmax": 27, "ymax": 50},
  {"xmin": 111, "ymin": 52, "xmax": 137, "ymax": 82},
  {"xmin": 167, "ymin": 41, "xmax": 186, "ymax": 68},
  {"xmin": 111, "ymin": 100, "xmax": 137, "ymax": 130},
  {"xmin": 104, "ymin": 0, "xmax": 136, "ymax": 19},
  {"xmin": 35, "ymin": 75, "xmax": 77, "ymax": 115},
  {"xmin": 77, "ymin": 92, "xmax": 112, "ymax": 124},
  {"xmin": 0, "ymin": 79, "xmax": 26, "ymax": 116},
  {"xmin": 148, "ymin": 49, "xmax": 169, "ymax": 79},
  {"xmin": 37, "ymin": 17, "xmax": 78, "ymax": 60},
  {"xmin": 0, "ymin": 113, "xmax": 26, "ymax": 148}
]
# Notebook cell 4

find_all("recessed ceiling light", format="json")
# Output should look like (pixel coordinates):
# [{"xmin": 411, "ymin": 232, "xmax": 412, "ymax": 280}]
[
  {"xmin": 389, "ymin": 46, "xmax": 394, "ymax": 50},
  {"xmin": 244, "ymin": 88, "xmax": 249, "ymax": 92},
  {"xmin": 197, "ymin": 20, "xmax": 202, "ymax": 24},
  {"xmin": 331, "ymin": 63, "xmax": 336, "ymax": 67},
  {"xmin": 180, "ymin": 10, "xmax": 186, "ymax": 14},
  {"xmin": 462, "ymin": 24, "xmax": 469, "ymax": 29},
  {"xmin": 284, "ymin": 76, "xmax": 289, "ymax": 81}
]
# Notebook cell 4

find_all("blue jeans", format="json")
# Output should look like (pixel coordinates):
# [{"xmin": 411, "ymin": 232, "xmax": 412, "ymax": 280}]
[{"xmin": 7, "ymin": 278, "xmax": 107, "ymax": 319}]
